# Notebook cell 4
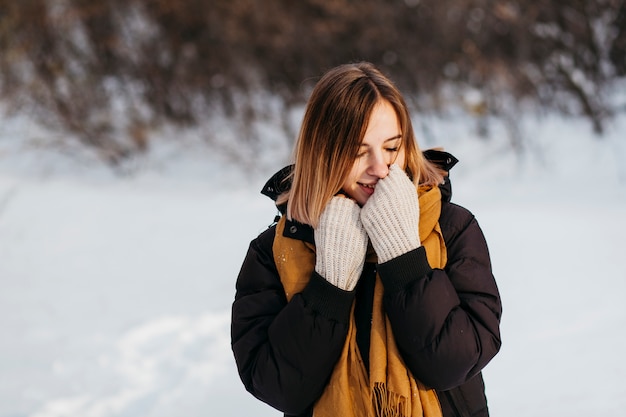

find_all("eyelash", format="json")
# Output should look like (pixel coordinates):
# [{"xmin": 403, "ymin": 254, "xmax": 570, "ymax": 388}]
[{"xmin": 357, "ymin": 147, "xmax": 399, "ymax": 158}]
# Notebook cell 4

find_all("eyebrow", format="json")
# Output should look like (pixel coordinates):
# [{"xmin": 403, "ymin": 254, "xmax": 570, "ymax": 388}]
[
  {"xmin": 359, "ymin": 134, "xmax": 402, "ymax": 147},
  {"xmin": 384, "ymin": 134, "xmax": 402, "ymax": 142}
]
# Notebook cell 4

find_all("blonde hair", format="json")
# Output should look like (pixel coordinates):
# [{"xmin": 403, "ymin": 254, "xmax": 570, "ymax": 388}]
[{"xmin": 279, "ymin": 62, "xmax": 444, "ymax": 227}]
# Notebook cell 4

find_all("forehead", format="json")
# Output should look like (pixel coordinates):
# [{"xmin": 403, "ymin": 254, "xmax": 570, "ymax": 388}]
[{"xmin": 361, "ymin": 101, "xmax": 401, "ymax": 145}]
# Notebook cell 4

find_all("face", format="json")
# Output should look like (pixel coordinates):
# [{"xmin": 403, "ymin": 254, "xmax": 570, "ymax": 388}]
[{"xmin": 340, "ymin": 100, "xmax": 405, "ymax": 205}]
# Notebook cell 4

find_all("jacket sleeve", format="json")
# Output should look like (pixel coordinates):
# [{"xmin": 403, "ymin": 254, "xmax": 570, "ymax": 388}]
[
  {"xmin": 230, "ymin": 225, "xmax": 355, "ymax": 415},
  {"xmin": 378, "ymin": 203, "xmax": 502, "ymax": 391}
]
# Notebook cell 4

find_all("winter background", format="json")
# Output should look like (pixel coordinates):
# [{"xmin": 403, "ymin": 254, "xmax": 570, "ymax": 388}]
[{"xmin": 1, "ymin": 92, "xmax": 626, "ymax": 417}]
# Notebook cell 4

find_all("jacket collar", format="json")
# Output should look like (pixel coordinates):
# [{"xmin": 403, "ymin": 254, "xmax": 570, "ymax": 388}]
[
  {"xmin": 282, "ymin": 218, "xmax": 315, "ymax": 244},
  {"xmin": 422, "ymin": 149, "xmax": 458, "ymax": 203}
]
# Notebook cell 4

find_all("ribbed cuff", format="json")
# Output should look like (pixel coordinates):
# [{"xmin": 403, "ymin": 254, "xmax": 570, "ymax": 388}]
[
  {"xmin": 378, "ymin": 246, "xmax": 432, "ymax": 294},
  {"xmin": 301, "ymin": 272, "xmax": 356, "ymax": 324}
]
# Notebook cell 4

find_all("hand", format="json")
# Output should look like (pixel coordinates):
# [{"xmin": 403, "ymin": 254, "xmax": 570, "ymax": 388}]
[
  {"xmin": 360, "ymin": 164, "xmax": 420, "ymax": 263},
  {"xmin": 314, "ymin": 196, "xmax": 368, "ymax": 291}
]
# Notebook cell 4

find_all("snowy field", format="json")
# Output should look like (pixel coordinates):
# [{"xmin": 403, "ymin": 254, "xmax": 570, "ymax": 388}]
[{"xmin": 1, "ymin": 109, "xmax": 625, "ymax": 417}]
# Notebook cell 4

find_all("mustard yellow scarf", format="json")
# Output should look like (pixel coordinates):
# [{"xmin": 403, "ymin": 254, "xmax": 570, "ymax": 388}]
[{"xmin": 273, "ymin": 186, "xmax": 446, "ymax": 417}]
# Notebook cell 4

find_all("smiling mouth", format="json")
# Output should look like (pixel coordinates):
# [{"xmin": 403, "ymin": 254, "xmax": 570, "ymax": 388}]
[{"xmin": 358, "ymin": 182, "xmax": 376, "ymax": 195}]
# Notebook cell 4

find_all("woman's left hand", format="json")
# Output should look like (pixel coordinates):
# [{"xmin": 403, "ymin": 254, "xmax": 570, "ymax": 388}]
[{"xmin": 360, "ymin": 164, "xmax": 420, "ymax": 263}]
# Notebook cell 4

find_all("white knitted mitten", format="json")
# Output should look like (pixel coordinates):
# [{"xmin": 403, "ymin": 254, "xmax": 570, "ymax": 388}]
[
  {"xmin": 314, "ymin": 197, "xmax": 369, "ymax": 291},
  {"xmin": 360, "ymin": 164, "xmax": 421, "ymax": 263}
]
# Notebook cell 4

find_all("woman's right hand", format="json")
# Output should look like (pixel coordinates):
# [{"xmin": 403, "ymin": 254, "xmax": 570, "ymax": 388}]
[{"xmin": 314, "ymin": 196, "xmax": 369, "ymax": 291}]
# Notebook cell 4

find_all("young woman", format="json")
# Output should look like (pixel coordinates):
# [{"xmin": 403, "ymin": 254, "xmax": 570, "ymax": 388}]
[{"xmin": 231, "ymin": 62, "xmax": 502, "ymax": 417}]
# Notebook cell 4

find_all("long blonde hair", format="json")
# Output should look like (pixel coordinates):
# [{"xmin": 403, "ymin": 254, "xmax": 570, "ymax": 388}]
[{"xmin": 280, "ymin": 62, "xmax": 444, "ymax": 227}]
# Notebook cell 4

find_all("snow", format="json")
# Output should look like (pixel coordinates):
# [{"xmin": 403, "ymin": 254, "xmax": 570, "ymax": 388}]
[{"xmin": 1, "ymin": 107, "xmax": 625, "ymax": 417}]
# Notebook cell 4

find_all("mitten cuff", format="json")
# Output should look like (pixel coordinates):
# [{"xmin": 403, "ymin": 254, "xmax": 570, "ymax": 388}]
[
  {"xmin": 378, "ymin": 246, "xmax": 432, "ymax": 293},
  {"xmin": 301, "ymin": 272, "xmax": 356, "ymax": 323}
]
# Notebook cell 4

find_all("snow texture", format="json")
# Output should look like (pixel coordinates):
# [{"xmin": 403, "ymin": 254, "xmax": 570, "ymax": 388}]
[{"xmin": 1, "ymin": 108, "xmax": 625, "ymax": 417}]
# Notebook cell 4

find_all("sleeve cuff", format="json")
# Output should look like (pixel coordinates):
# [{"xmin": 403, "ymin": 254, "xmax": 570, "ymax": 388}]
[
  {"xmin": 301, "ymin": 272, "xmax": 356, "ymax": 324},
  {"xmin": 378, "ymin": 246, "xmax": 433, "ymax": 294}
]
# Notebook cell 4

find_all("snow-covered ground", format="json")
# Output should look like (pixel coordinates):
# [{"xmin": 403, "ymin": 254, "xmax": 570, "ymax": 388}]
[{"xmin": 1, "ymin": 108, "xmax": 625, "ymax": 417}]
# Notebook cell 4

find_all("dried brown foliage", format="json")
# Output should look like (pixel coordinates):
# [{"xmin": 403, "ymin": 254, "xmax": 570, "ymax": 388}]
[{"xmin": 0, "ymin": 0, "xmax": 624, "ymax": 163}]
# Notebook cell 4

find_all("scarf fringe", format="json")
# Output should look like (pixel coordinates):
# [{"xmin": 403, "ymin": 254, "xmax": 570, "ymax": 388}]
[{"xmin": 373, "ymin": 382, "xmax": 409, "ymax": 417}]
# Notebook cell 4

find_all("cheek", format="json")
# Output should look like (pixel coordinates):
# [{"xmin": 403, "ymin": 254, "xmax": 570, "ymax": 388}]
[
  {"xmin": 347, "ymin": 158, "xmax": 363, "ymax": 179},
  {"xmin": 395, "ymin": 149, "xmax": 407, "ymax": 169},
  {"xmin": 342, "ymin": 167, "xmax": 356, "ymax": 187},
  {"xmin": 341, "ymin": 162, "xmax": 362, "ymax": 193}
]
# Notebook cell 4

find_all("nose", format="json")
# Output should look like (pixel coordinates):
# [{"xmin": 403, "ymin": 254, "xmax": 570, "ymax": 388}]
[{"xmin": 367, "ymin": 151, "xmax": 390, "ymax": 179}]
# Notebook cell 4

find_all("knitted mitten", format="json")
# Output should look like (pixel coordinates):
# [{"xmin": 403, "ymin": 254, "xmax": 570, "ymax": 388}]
[
  {"xmin": 314, "ymin": 196, "xmax": 369, "ymax": 291},
  {"xmin": 360, "ymin": 164, "xmax": 421, "ymax": 264}
]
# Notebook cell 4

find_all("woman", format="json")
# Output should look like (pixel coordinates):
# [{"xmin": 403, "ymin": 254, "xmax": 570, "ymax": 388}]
[{"xmin": 231, "ymin": 62, "xmax": 502, "ymax": 417}]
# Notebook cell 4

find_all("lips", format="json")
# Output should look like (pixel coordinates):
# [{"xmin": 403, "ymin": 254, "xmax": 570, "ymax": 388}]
[{"xmin": 359, "ymin": 182, "xmax": 376, "ymax": 195}]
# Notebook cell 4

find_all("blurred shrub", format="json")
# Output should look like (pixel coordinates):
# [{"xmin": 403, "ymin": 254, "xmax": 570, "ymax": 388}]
[{"xmin": 0, "ymin": 0, "xmax": 624, "ymax": 163}]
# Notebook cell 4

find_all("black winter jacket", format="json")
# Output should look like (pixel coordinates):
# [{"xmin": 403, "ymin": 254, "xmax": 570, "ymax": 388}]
[{"xmin": 231, "ymin": 152, "xmax": 502, "ymax": 417}]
